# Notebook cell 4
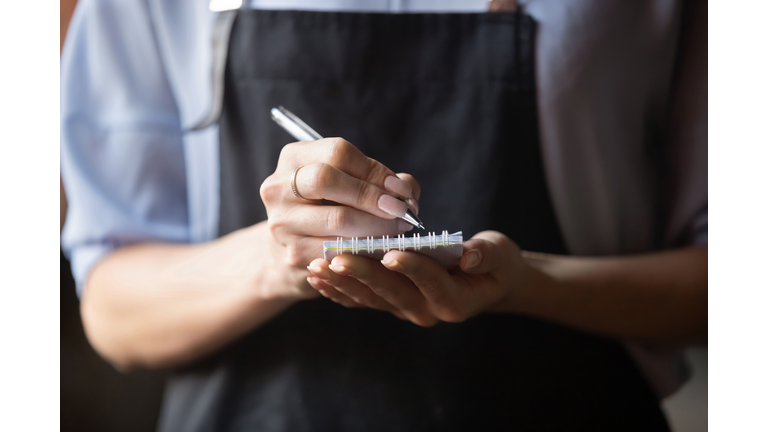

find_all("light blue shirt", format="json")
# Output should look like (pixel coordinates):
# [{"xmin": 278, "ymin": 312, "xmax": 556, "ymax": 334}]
[{"xmin": 61, "ymin": 0, "xmax": 704, "ymax": 396}]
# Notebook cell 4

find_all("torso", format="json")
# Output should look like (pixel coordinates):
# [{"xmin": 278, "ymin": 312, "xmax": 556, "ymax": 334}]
[{"xmin": 158, "ymin": 9, "xmax": 671, "ymax": 432}]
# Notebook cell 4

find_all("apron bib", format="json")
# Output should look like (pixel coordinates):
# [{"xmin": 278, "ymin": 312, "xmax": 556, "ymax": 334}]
[{"xmin": 159, "ymin": 10, "xmax": 670, "ymax": 432}]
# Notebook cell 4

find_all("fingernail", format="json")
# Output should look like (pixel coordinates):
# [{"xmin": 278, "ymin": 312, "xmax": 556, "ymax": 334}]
[
  {"xmin": 406, "ymin": 197, "xmax": 419, "ymax": 215},
  {"xmin": 398, "ymin": 220, "xmax": 414, "ymax": 232},
  {"xmin": 384, "ymin": 176, "xmax": 413, "ymax": 198},
  {"xmin": 307, "ymin": 265, "xmax": 330, "ymax": 280},
  {"xmin": 329, "ymin": 260, "xmax": 352, "ymax": 276},
  {"xmin": 378, "ymin": 194, "xmax": 407, "ymax": 218},
  {"xmin": 381, "ymin": 259, "xmax": 403, "ymax": 272},
  {"xmin": 464, "ymin": 249, "xmax": 482, "ymax": 269}
]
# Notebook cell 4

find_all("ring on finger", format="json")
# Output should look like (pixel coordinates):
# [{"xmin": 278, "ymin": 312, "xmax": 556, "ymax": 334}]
[{"xmin": 290, "ymin": 165, "xmax": 308, "ymax": 200}]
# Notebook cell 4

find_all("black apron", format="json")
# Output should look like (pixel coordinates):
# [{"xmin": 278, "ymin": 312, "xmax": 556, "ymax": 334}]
[{"xmin": 159, "ymin": 10, "xmax": 670, "ymax": 432}]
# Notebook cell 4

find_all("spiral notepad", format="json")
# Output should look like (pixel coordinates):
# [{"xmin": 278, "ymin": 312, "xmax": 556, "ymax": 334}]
[{"xmin": 323, "ymin": 231, "xmax": 463, "ymax": 266}]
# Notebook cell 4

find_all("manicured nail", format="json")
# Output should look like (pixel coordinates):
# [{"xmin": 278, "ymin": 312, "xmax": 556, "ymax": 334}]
[
  {"xmin": 398, "ymin": 220, "xmax": 414, "ymax": 232},
  {"xmin": 406, "ymin": 197, "xmax": 419, "ymax": 215},
  {"xmin": 464, "ymin": 249, "xmax": 482, "ymax": 269},
  {"xmin": 378, "ymin": 194, "xmax": 407, "ymax": 218},
  {"xmin": 307, "ymin": 265, "xmax": 330, "ymax": 280},
  {"xmin": 381, "ymin": 259, "xmax": 404, "ymax": 272},
  {"xmin": 329, "ymin": 259, "xmax": 352, "ymax": 276},
  {"xmin": 384, "ymin": 176, "xmax": 413, "ymax": 198}
]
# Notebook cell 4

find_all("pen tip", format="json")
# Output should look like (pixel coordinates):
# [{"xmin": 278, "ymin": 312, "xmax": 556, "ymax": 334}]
[{"xmin": 417, "ymin": 223, "xmax": 425, "ymax": 229}]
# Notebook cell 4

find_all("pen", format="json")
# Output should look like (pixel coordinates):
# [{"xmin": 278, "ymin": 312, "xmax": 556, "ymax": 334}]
[{"xmin": 271, "ymin": 106, "xmax": 425, "ymax": 230}]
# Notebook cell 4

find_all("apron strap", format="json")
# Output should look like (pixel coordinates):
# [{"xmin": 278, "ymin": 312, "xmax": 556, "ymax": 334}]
[{"xmin": 188, "ymin": 0, "xmax": 250, "ymax": 132}]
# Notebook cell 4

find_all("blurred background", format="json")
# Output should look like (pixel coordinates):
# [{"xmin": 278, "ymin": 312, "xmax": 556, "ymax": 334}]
[{"xmin": 59, "ymin": 1, "xmax": 707, "ymax": 430}]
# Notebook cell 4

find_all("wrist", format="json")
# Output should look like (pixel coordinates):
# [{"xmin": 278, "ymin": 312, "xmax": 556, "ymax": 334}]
[
  {"xmin": 228, "ymin": 222, "xmax": 319, "ymax": 305},
  {"xmin": 497, "ymin": 252, "xmax": 560, "ymax": 314},
  {"xmin": 254, "ymin": 261, "xmax": 317, "ymax": 304}
]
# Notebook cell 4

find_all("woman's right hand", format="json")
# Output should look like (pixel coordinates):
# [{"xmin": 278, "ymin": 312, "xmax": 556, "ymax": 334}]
[
  {"xmin": 80, "ymin": 137, "xmax": 420, "ymax": 370},
  {"xmin": 259, "ymin": 137, "xmax": 421, "ymax": 300}
]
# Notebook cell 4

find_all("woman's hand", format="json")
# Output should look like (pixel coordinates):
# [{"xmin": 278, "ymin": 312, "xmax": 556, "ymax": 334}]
[
  {"xmin": 259, "ymin": 137, "xmax": 421, "ymax": 300},
  {"xmin": 307, "ymin": 228, "xmax": 707, "ymax": 345},
  {"xmin": 305, "ymin": 231, "xmax": 523, "ymax": 326}
]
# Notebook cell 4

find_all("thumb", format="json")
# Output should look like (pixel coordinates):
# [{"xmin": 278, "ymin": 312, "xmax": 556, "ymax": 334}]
[{"xmin": 460, "ymin": 238, "xmax": 499, "ymax": 274}]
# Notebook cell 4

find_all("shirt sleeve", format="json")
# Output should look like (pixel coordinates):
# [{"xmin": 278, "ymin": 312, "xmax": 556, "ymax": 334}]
[
  {"xmin": 60, "ymin": 0, "xmax": 189, "ymax": 297},
  {"xmin": 661, "ymin": 0, "xmax": 707, "ymax": 248}
]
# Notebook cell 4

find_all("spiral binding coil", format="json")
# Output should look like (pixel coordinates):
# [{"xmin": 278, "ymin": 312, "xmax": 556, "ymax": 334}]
[{"xmin": 334, "ymin": 231, "xmax": 457, "ymax": 255}]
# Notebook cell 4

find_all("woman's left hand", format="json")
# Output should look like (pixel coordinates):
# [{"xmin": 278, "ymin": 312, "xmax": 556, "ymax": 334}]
[{"xmin": 306, "ymin": 231, "xmax": 526, "ymax": 326}]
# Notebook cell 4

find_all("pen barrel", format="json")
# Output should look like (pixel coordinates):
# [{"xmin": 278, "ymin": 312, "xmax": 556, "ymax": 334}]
[{"xmin": 271, "ymin": 107, "xmax": 323, "ymax": 141}]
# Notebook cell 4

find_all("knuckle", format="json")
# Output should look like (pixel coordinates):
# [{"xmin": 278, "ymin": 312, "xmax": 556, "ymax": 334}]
[
  {"xmin": 326, "ymin": 207, "xmax": 350, "ymax": 232},
  {"xmin": 267, "ymin": 212, "xmax": 288, "ymax": 236},
  {"xmin": 259, "ymin": 175, "xmax": 279, "ymax": 204},
  {"xmin": 279, "ymin": 142, "xmax": 296, "ymax": 160},
  {"xmin": 355, "ymin": 182, "xmax": 379, "ymax": 209},
  {"xmin": 367, "ymin": 283, "xmax": 388, "ymax": 297},
  {"xmin": 259, "ymin": 179, "xmax": 269, "ymax": 203},
  {"xmin": 418, "ymin": 276, "xmax": 442, "ymax": 294},
  {"xmin": 308, "ymin": 163, "xmax": 334, "ymax": 196},
  {"xmin": 488, "ymin": 231, "xmax": 516, "ymax": 254},
  {"xmin": 324, "ymin": 138, "xmax": 353, "ymax": 167},
  {"xmin": 498, "ymin": 233, "xmax": 514, "ymax": 250},
  {"xmin": 326, "ymin": 138, "xmax": 353, "ymax": 164},
  {"xmin": 267, "ymin": 218, "xmax": 278, "ymax": 235},
  {"xmin": 365, "ymin": 162, "xmax": 390, "ymax": 182},
  {"xmin": 284, "ymin": 244, "xmax": 307, "ymax": 268}
]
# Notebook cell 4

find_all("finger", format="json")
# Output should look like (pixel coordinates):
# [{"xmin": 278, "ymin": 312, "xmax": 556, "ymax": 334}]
[
  {"xmin": 459, "ymin": 240, "xmax": 497, "ymax": 274},
  {"xmin": 379, "ymin": 250, "xmax": 455, "ymax": 306},
  {"xmin": 394, "ymin": 173, "xmax": 420, "ymax": 200},
  {"xmin": 282, "ymin": 139, "xmax": 415, "ymax": 199},
  {"xmin": 329, "ymin": 254, "xmax": 436, "ymax": 326},
  {"xmin": 272, "ymin": 205, "xmax": 413, "ymax": 238},
  {"xmin": 307, "ymin": 258, "xmax": 402, "ymax": 315},
  {"xmin": 394, "ymin": 173, "xmax": 421, "ymax": 214},
  {"xmin": 273, "ymin": 231, "xmax": 430, "ymax": 270},
  {"xmin": 460, "ymin": 231, "xmax": 515, "ymax": 274},
  {"xmin": 306, "ymin": 276, "xmax": 361, "ymax": 308},
  {"xmin": 279, "ymin": 138, "xmax": 379, "ymax": 181},
  {"xmin": 294, "ymin": 163, "xmax": 410, "ymax": 220}
]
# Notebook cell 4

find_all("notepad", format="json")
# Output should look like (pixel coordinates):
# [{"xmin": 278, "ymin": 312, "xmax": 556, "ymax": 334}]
[{"xmin": 323, "ymin": 231, "xmax": 463, "ymax": 266}]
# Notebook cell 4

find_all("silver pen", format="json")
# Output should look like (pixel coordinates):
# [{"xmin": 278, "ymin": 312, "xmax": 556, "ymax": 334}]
[{"xmin": 271, "ymin": 106, "xmax": 424, "ymax": 230}]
